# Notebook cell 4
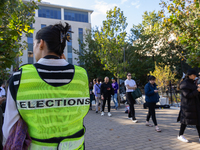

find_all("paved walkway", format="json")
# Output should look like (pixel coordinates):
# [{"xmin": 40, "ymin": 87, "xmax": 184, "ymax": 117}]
[{"xmin": 84, "ymin": 104, "xmax": 200, "ymax": 150}]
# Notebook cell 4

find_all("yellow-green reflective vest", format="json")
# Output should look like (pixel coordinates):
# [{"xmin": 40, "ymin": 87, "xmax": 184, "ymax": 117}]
[{"xmin": 16, "ymin": 64, "xmax": 90, "ymax": 150}]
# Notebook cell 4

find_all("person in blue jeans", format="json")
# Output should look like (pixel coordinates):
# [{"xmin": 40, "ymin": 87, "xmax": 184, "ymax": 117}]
[
  {"xmin": 112, "ymin": 78, "xmax": 118, "ymax": 110},
  {"xmin": 144, "ymin": 75, "xmax": 161, "ymax": 132}
]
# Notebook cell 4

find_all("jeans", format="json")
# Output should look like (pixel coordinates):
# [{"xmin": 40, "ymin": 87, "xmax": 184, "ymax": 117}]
[
  {"xmin": 95, "ymin": 94, "xmax": 103, "ymax": 112},
  {"xmin": 112, "ymin": 93, "xmax": 118, "ymax": 109}
]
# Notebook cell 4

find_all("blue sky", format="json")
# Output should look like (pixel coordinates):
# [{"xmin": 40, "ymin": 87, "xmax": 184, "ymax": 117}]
[{"xmin": 43, "ymin": 0, "xmax": 162, "ymax": 33}]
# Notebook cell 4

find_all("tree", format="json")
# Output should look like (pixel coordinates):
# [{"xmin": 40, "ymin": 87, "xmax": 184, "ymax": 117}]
[
  {"xmin": 129, "ymin": 11, "xmax": 188, "ymax": 85},
  {"xmin": 149, "ymin": 63, "xmax": 177, "ymax": 95},
  {"xmin": 160, "ymin": 0, "xmax": 200, "ymax": 67},
  {"xmin": 0, "ymin": 0, "xmax": 39, "ymax": 80},
  {"xmin": 94, "ymin": 6, "xmax": 128, "ymax": 105},
  {"xmin": 94, "ymin": 6, "xmax": 128, "ymax": 79},
  {"xmin": 74, "ymin": 30, "xmax": 113, "ymax": 81}
]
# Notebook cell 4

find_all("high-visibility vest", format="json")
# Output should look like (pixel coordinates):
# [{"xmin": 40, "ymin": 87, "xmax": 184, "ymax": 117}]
[{"xmin": 16, "ymin": 64, "xmax": 90, "ymax": 150}]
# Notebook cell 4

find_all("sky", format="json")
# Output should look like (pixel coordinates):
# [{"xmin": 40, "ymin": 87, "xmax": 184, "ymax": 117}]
[{"xmin": 42, "ymin": 0, "xmax": 162, "ymax": 34}]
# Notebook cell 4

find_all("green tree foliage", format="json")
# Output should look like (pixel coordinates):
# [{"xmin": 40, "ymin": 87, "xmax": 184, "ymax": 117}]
[
  {"xmin": 129, "ymin": 11, "xmax": 188, "ymax": 85},
  {"xmin": 125, "ymin": 46, "xmax": 154, "ymax": 86},
  {"xmin": 160, "ymin": 0, "xmax": 200, "ymax": 67},
  {"xmin": 0, "ymin": 0, "xmax": 39, "ymax": 77},
  {"xmin": 74, "ymin": 30, "xmax": 113, "ymax": 81},
  {"xmin": 94, "ymin": 6, "xmax": 128, "ymax": 79}
]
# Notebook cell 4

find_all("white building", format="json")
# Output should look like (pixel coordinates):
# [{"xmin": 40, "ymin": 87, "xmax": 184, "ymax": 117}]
[{"xmin": 20, "ymin": 1, "xmax": 93, "ymax": 65}]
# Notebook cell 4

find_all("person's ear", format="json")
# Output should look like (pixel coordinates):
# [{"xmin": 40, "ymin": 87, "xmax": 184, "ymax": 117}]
[{"xmin": 39, "ymin": 39, "xmax": 44, "ymax": 50}]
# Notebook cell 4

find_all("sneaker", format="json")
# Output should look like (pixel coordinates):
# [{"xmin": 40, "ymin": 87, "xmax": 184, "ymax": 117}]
[
  {"xmin": 177, "ymin": 135, "xmax": 189, "ymax": 143},
  {"xmin": 108, "ymin": 112, "xmax": 112, "ymax": 117},
  {"xmin": 155, "ymin": 126, "xmax": 161, "ymax": 132},
  {"xmin": 132, "ymin": 120, "xmax": 138, "ymax": 123},
  {"xmin": 101, "ymin": 112, "xmax": 104, "ymax": 116},
  {"xmin": 128, "ymin": 117, "xmax": 132, "ymax": 120}
]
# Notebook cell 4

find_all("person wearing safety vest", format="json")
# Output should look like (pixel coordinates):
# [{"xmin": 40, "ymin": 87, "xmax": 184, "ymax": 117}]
[{"xmin": 3, "ymin": 22, "xmax": 90, "ymax": 150}]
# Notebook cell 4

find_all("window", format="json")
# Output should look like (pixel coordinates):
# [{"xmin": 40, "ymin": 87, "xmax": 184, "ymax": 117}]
[
  {"xmin": 79, "ymin": 28, "xmax": 83, "ymax": 54},
  {"xmin": 79, "ymin": 28, "xmax": 83, "ymax": 65},
  {"xmin": 38, "ymin": 6, "xmax": 61, "ymax": 19},
  {"xmin": 64, "ymin": 10, "xmax": 88, "ymax": 23},
  {"xmin": 67, "ymin": 30, "xmax": 73, "ymax": 64},
  {"xmin": 27, "ymin": 34, "xmax": 33, "ymax": 64},
  {"xmin": 41, "ymin": 24, "xmax": 46, "ymax": 28}
]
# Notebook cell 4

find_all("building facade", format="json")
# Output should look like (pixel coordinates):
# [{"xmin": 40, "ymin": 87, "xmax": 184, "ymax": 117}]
[{"xmin": 20, "ymin": 1, "xmax": 93, "ymax": 66}]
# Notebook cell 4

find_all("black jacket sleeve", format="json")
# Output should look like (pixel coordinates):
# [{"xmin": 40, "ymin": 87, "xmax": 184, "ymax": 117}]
[{"xmin": 180, "ymin": 81, "xmax": 199, "ymax": 99}]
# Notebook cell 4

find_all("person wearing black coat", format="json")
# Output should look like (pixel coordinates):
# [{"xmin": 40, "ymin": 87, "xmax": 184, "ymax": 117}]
[
  {"xmin": 101, "ymin": 77, "xmax": 114, "ymax": 117},
  {"xmin": 177, "ymin": 69, "xmax": 200, "ymax": 143}
]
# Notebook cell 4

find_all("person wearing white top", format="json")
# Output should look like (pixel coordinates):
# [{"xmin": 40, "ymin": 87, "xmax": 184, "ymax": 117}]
[{"xmin": 124, "ymin": 73, "xmax": 138, "ymax": 123}]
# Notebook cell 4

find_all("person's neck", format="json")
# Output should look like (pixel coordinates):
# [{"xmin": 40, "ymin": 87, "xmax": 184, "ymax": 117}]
[{"xmin": 43, "ymin": 53, "xmax": 60, "ymax": 59}]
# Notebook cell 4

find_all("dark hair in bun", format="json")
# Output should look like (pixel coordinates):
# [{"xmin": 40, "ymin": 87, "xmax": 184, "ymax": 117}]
[{"xmin": 35, "ymin": 22, "xmax": 72, "ymax": 56}]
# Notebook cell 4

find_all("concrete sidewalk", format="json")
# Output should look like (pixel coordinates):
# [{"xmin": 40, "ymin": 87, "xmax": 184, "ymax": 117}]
[{"xmin": 84, "ymin": 104, "xmax": 200, "ymax": 150}]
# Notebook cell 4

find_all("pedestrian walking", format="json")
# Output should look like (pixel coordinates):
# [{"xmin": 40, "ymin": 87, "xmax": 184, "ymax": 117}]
[
  {"xmin": 111, "ymin": 78, "xmax": 118, "ymax": 110},
  {"xmin": 101, "ymin": 77, "xmax": 113, "ymax": 117},
  {"xmin": 94, "ymin": 78, "xmax": 102, "ymax": 113},
  {"xmin": 89, "ymin": 82, "xmax": 94, "ymax": 110},
  {"xmin": 177, "ymin": 69, "xmax": 200, "ymax": 143},
  {"xmin": 125, "ymin": 73, "xmax": 138, "ymax": 123},
  {"xmin": 144, "ymin": 76, "xmax": 161, "ymax": 132},
  {"xmin": 3, "ymin": 22, "xmax": 90, "ymax": 149}
]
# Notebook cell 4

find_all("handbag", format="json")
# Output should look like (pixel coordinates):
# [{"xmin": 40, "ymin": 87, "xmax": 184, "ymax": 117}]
[{"xmin": 131, "ymin": 88, "xmax": 142, "ymax": 99}]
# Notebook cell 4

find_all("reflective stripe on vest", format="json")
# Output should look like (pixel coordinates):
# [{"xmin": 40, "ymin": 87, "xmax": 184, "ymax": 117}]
[
  {"xmin": 17, "ymin": 64, "xmax": 89, "ymax": 149},
  {"xmin": 29, "ymin": 136, "xmax": 84, "ymax": 150}
]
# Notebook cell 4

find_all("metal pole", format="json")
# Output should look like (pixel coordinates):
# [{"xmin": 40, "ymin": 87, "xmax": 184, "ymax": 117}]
[{"xmin": 169, "ymin": 80, "xmax": 173, "ymax": 106}]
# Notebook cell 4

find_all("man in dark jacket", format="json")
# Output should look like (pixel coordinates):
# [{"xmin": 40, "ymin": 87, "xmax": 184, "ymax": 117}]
[
  {"xmin": 101, "ymin": 77, "xmax": 113, "ymax": 117},
  {"xmin": 178, "ymin": 69, "xmax": 200, "ymax": 143}
]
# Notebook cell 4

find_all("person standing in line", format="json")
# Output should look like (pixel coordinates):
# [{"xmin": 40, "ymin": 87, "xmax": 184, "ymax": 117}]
[
  {"xmin": 3, "ymin": 22, "xmax": 90, "ymax": 149},
  {"xmin": 101, "ymin": 77, "xmax": 113, "ymax": 117},
  {"xmin": 94, "ymin": 78, "xmax": 102, "ymax": 113},
  {"xmin": 0, "ymin": 80, "xmax": 6, "ymax": 97},
  {"xmin": 125, "ymin": 73, "xmax": 138, "ymax": 123},
  {"xmin": 89, "ymin": 82, "xmax": 94, "ymax": 110},
  {"xmin": 144, "ymin": 76, "xmax": 161, "ymax": 132},
  {"xmin": 93, "ymin": 79, "xmax": 96, "ymax": 94},
  {"xmin": 177, "ymin": 69, "xmax": 200, "ymax": 143},
  {"xmin": 111, "ymin": 78, "xmax": 118, "ymax": 110},
  {"xmin": 0, "ymin": 80, "xmax": 6, "ymax": 150}
]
